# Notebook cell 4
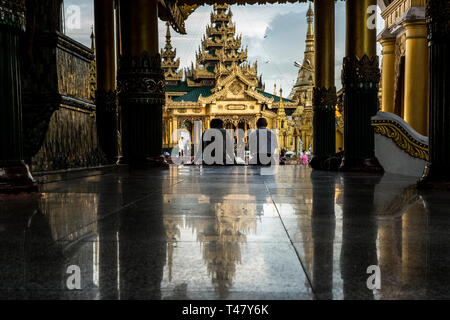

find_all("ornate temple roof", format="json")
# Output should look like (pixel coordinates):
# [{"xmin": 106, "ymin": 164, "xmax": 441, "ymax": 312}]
[
  {"xmin": 161, "ymin": 22, "xmax": 183, "ymax": 83},
  {"xmin": 164, "ymin": 4, "xmax": 295, "ymax": 108}
]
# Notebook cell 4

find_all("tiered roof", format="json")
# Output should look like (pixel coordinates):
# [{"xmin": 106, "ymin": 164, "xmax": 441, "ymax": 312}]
[
  {"xmin": 187, "ymin": 4, "xmax": 252, "ymax": 86},
  {"xmin": 161, "ymin": 22, "xmax": 183, "ymax": 84},
  {"xmin": 164, "ymin": 4, "xmax": 295, "ymax": 107}
]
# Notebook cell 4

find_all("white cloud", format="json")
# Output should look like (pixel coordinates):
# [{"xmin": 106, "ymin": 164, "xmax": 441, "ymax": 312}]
[{"xmin": 65, "ymin": 1, "xmax": 384, "ymax": 96}]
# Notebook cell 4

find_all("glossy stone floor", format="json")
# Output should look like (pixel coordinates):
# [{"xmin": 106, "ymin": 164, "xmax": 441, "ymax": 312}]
[{"xmin": 1, "ymin": 165, "xmax": 450, "ymax": 300}]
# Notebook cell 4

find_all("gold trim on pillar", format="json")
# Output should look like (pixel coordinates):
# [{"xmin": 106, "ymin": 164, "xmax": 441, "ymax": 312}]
[
  {"xmin": 117, "ymin": 52, "xmax": 165, "ymax": 105},
  {"xmin": 312, "ymin": 87, "xmax": 337, "ymax": 111},
  {"xmin": 342, "ymin": 55, "xmax": 381, "ymax": 89}
]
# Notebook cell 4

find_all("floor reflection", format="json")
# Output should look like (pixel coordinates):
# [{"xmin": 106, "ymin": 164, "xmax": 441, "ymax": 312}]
[
  {"xmin": 340, "ymin": 175, "xmax": 380, "ymax": 300},
  {"xmin": 311, "ymin": 171, "xmax": 336, "ymax": 300},
  {"xmin": 0, "ymin": 166, "xmax": 449, "ymax": 299}
]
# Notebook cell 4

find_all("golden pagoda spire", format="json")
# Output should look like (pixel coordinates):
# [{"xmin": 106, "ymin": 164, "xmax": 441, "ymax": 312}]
[
  {"xmin": 278, "ymin": 88, "xmax": 286, "ymax": 116},
  {"xmin": 161, "ymin": 22, "xmax": 182, "ymax": 83},
  {"xmin": 306, "ymin": 2, "xmax": 314, "ymax": 37},
  {"xmin": 305, "ymin": 2, "xmax": 315, "ymax": 65},
  {"xmin": 288, "ymin": 3, "xmax": 315, "ymax": 100},
  {"xmin": 274, "ymin": 83, "xmax": 277, "ymax": 96},
  {"xmin": 90, "ymin": 25, "xmax": 95, "ymax": 52}
]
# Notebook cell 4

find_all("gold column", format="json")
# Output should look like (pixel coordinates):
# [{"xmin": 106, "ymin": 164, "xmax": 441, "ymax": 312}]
[
  {"xmin": 341, "ymin": 0, "xmax": 382, "ymax": 172},
  {"xmin": 95, "ymin": 0, "xmax": 116, "ymax": 92},
  {"xmin": 169, "ymin": 118, "xmax": 173, "ymax": 147},
  {"xmin": 172, "ymin": 118, "xmax": 178, "ymax": 145},
  {"xmin": 315, "ymin": 0, "xmax": 334, "ymax": 90},
  {"xmin": 403, "ymin": 20, "xmax": 429, "ymax": 136},
  {"xmin": 118, "ymin": 0, "xmax": 164, "ymax": 162},
  {"xmin": 120, "ymin": 0, "xmax": 158, "ymax": 57},
  {"xmin": 345, "ymin": 0, "xmax": 377, "ymax": 59},
  {"xmin": 311, "ymin": 0, "xmax": 336, "ymax": 168},
  {"xmin": 380, "ymin": 38, "xmax": 396, "ymax": 113},
  {"xmin": 94, "ymin": 0, "xmax": 119, "ymax": 162}
]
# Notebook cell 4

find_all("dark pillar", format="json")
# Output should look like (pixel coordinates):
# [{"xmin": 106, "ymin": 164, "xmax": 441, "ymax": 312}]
[
  {"xmin": 0, "ymin": 0, "xmax": 38, "ymax": 195},
  {"xmin": 341, "ymin": 175, "xmax": 379, "ymax": 299},
  {"xmin": 94, "ymin": 0, "xmax": 119, "ymax": 163},
  {"xmin": 310, "ymin": 0, "xmax": 337, "ymax": 170},
  {"xmin": 117, "ymin": 0, "xmax": 166, "ymax": 166},
  {"xmin": 340, "ymin": 0, "xmax": 383, "ymax": 174},
  {"xmin": 418, "ymin": 0, "xmax": 450, "ymax": 189},
  {"xmin": 311, "ymin": 171, "xmax": 336, "ymax": 299}
]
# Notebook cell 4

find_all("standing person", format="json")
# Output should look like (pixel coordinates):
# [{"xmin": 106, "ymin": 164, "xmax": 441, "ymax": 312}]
[
  {"xmin": 301, "ymin": 151, "xmax": 309, "ymax": 166},
  {"xmin": 248, "ymin": 118, "xmax": 279, "ymax": 165}
]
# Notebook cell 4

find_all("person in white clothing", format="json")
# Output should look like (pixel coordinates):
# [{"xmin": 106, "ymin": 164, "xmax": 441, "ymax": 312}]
[{"xmin": 248, "ymin": 118, "xmax": 279, "ymax": 165}]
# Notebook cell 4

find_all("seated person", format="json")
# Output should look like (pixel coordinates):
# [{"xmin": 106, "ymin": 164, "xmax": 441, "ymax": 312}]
[
  {"xmin": 202, "ymin": 119, "xmax": 235, "ymax": 165},
  {"xmin": 248, "ymin": 118, "xmax": 279, "ymax": 165}
]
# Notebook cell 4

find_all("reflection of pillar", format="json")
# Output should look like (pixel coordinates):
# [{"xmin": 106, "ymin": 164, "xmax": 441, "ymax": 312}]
[
  {"xmin": 0, "ymin": 0, "xmax": 38, "ymax": 194},
  {"xmin": 420, "ymin": 190, "xmax": 450, "ymax": 299},
  {"xmin": 403, "ymin": 20, "xmax": 428, "ymax": 136},
  {"xmin": 311, "ymin": 172, "xmax": 336, "ymax": 299},
  {"xmin": 97, "ymin": 178, "xmax": 123, "ymax": 299},
  {"xmin": 118, "ymin": 0, "xmax": 165, "ymax": 164},
  {"xmin": 341, "ymin": 175, "xmax": 379, "ymax": 299},
  {"xmin": 380, "ymin": 38, "xmax": 396, "ymax": 114},
  {"xmin": 378, "ymin": 218, "xmax": 402, "ymax": 298},
  {"xmin": 341, "ymin": 0, "xmax": 383, "ymax": 173},
  {"xmin": 94, "ymin": 0, "xmax": 119, "ymax": 163},
  {"xmin": 419, "ymin": 0, "xmax": 450, "ymax": 187},
  {"xmin": 119, "ymin": 178, "xmax": 166, "ymax": 299},
  {"xmin": 311, "ymin": 0, "xmax": 336, "ymax": 169},
  {"xmin": 401, "ymin": 203, "xmax": 427, "ymax": 287}
]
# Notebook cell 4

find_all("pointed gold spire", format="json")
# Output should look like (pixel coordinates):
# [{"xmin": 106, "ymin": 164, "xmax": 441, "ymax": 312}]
[
  {"xmin": 166, "ymin": 21, "xmax": 172, "ymax": 47},
  {"xmin": 161, "ymin": 22, "xmax": 182, "ymax": 83},
  {"xmin": 306, "ymin": 2, "xmax": 314, "ymax": 38},
  {"xmin": 278, "ymin": 88, "xmax": 285, "ymax": 116},
  {"xmin": 90, "ymin": 25, "xmax": 95, "ymax": 52},
  {"xmin": 288, "ymin": 2, "xmax": 315, "ymax": 100}
]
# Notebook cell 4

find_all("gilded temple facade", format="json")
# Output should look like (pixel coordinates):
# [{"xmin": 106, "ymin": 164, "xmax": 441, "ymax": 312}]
[
  {"xmin": 378, "ymin": 0, "xmax": 428, "ymax": 136},
  {"xmin": 161, "ymin": 4, "xmax": 301, "ymax": 152}
]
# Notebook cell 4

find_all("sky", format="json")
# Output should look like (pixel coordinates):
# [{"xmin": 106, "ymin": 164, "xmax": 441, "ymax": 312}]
[{"xmin": 64, "ymin": 0, "xmax": 383, "ymax": 96}]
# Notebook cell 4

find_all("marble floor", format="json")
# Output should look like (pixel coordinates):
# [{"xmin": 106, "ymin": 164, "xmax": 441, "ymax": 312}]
[{"xmin": 0, "ymin": 165, "xmax": 449, "ymax": 300}]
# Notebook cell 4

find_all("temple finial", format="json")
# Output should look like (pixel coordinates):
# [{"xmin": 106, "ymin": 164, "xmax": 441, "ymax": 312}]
[
  {"xmin": 90, "ymin": 25, "xmax": 95, "ymax": 51},
  {"xmin": 307, "ymin": 2, "xmax": 314, "ymax": 18}
]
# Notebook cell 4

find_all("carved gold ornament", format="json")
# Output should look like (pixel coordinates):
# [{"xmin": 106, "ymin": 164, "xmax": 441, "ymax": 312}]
[{"xmin": 372, "ymin": 120, "xmax": 429, "ymax": 161}]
